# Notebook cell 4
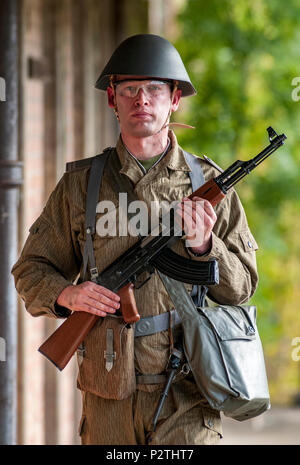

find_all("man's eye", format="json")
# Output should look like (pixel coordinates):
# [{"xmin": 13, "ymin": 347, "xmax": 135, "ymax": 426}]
[{"xmin": 147, "ymin": 85, "xmax": 160, "ymax": 92}]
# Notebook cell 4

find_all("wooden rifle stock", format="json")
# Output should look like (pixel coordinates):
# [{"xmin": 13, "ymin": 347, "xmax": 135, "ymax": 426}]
[
  {"xmin": 38, "ymin": 282, "xmax": 139, "ymax": 370},
  {"xmin": 38, "ymin": 311, "xmax": 98, "ymax": 370}
]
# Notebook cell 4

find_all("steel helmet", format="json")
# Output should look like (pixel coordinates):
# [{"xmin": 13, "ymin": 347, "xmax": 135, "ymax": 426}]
[{"xmin": 95, "ymin": 34, "xmax": 196, "ymax": 97}]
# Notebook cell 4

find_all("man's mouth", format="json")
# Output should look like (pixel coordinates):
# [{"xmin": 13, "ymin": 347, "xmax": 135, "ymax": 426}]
[{"xmin": 131, "ymin": 111, "xmax": 152, "ymax": 119}]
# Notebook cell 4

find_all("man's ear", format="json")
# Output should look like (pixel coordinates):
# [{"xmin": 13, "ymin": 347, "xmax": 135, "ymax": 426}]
[
  {"xmin": 107, "ymin": 86, "xmax": 115, "ymax": 108},
  {"xmin": 171, "ymin": 89, "xmax": 182, "ymax": 112}
]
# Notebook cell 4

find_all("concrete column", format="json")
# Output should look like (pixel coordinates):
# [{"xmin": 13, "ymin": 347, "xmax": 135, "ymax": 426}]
[{"xmin": 0, "ymin": 0, "xmax": 22, "ymax": 445}]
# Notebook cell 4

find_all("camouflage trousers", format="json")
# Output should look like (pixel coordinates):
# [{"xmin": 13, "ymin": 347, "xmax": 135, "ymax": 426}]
[{"xmin": 78, "ymin": 377, "xmax": 223, "ymax": 445}]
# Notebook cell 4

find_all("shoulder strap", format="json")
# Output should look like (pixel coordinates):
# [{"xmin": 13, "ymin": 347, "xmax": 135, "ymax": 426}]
[
  {"xmin": 82, "ymin": 147, "xmax": 140, "ymax": 281},
  {"xmin": 82, "ymin": 148, "xmax": 112, "ymax": 281},
  {"xmin": 182, "ymin": 150, "xmax": 205, "ymax": 188},
  {"xmin": 65, "ymin": 147, "xmax": 114, "ymax": 173}
]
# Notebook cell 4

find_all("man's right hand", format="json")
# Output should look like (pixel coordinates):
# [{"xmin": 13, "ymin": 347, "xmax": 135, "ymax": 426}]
[{"xmin": 56, "ymin": 281, "xmax": 120, "ymax": 317}]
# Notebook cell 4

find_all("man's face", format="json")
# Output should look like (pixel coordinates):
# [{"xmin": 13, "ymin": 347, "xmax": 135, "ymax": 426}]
[{"xmin": 107, "ymin": 75, "xmax": 181, "ymax": 138}]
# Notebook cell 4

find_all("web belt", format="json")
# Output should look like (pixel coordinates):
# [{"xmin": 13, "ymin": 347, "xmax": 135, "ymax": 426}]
[{"xmin": 134, "ymin": 308, "xmax": 181, "ymax": 337}]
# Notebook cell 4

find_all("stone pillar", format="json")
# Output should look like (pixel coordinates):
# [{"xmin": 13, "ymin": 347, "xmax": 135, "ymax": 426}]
[{"xmin": 0, "ymin": 0, "xmax": 22, "ymax": 445}]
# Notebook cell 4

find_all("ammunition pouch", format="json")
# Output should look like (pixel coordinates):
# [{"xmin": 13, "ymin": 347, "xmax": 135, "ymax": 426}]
[{"xmin": 77, "ymin": 315, "xmax": 136, "ymax": 400}]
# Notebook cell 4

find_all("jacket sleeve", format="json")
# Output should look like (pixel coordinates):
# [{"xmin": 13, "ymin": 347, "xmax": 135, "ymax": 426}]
[
  {"xmin": 186, "ymin": 188, "xmax": 259, "ymax": 305},
  {"xmin": 11, "ymin": 174, "xmax": 82, "ymax": 318}
]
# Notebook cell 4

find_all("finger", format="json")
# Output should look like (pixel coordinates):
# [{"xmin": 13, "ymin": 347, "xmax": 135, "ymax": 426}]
[
  {"xmin": 87, "ymin": 291, "xmax": 120, "ymax": 310},
  {"xmin": 76, "ymin": 303, "xmax": 108, "ymax": 317},
  {"xmin": 69, "ymin": 294, "xmax": 109, "ymax": 316},
  {"xmin": 175, "ymin": 205, "xmax": 199, "ymax": 232},
  {"xmin": 179, "ymin": 202, "xmax": 201, "ymax": 218},
  {"xmin": 91, "ymin": 283, "xmax": 120, "ymax": 302},
  {"xmin": 189, "ymin": 195, "xmax": 210, "ymax": 204},
  {"xmin": 190, "ymin": 197, "xmax": 216, "ymax": 221},
  {"xmin": 177, "ymin": 210, "xmax": 204, "ymax": 242},
  {"xmin": 184, "ymin": 199, "xmax": 216, "ymax": 227},
  {"xmin": 178, "ymin": 202, "xmax": 205, "ymax": 227},
  {"xmin": 176, "ymin": 199, "xmax": 208, "ymax": 236},
  {"xmin": 83, "ymin": 295, "xmax": 117, "ymax": 315},
  {"xmin": 181, "ymin": 198, "xmax": 206, "ymax": 214},
  {"xmin": 176, "ymin": 200, "xmax": 199, "ymax": 218},
  {"xmin": 202, "ymin": 200, "xmax": 217, "ymax": 222}
]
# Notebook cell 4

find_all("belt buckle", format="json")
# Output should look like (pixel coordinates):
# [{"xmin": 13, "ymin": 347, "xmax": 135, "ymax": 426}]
[{"xmin": 135, "ymin": 317, "xmax": 155, "ymax": 336}]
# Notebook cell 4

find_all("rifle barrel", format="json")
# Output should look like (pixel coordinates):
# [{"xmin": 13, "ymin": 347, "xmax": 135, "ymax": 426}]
[{"xmin": 216, "ymin": 132, "xmax": 286, "ymax": 191}]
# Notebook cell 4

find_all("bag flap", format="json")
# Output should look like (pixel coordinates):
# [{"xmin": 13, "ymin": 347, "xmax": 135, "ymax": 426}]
[{"xmin": 198, "ymin": 305, "xmax": 257, "ymax": 341}]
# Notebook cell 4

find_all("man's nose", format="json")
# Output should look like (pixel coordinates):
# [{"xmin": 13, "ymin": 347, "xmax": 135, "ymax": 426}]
[{"xmin": 134, "ymin": 88, "xmax": 149, "ymax": 105}]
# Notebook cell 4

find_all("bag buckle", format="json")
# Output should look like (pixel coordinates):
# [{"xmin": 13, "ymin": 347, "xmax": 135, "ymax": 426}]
[
  {"xmin": 90, "ymin": 267, "xmax": 99, "ymax": 280},
  {"xmin": 104, "ymin": 328, "xmax": 116, "ymax": 372},
  {"xmin": 104, "ymin": 350, "xmax": 116, "ymax": 372}
]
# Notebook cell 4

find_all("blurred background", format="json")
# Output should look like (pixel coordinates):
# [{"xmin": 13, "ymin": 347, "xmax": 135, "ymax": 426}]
[{"xmin": 0, "ymin": 0, "xmax": 299, "ymax": 445}]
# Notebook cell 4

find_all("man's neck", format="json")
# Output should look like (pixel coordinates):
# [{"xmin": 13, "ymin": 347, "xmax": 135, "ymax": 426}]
[{"xmin": 121, "ymin": 130, "xmax": 169, "ymax": 160}]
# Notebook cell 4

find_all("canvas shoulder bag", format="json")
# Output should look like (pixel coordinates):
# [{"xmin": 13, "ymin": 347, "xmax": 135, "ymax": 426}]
[{"xmin": 158, "ymin": 271, "xmax": 271, "ymax": 421}]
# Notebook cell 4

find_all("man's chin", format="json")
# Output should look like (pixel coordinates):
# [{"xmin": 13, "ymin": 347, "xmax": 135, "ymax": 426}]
[
  {"xmin": 130, "ymin": 123, "xmax": 164, "ymax": 138},
  {"xmin": 134, "ymin": 130, "xmax": 158, "ymax": 138}
]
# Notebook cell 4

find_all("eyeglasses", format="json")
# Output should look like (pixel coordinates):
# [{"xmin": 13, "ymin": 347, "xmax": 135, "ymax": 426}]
[{"xmin": 114, "ymin": 80, "xmax": 171, "ymax": 98}]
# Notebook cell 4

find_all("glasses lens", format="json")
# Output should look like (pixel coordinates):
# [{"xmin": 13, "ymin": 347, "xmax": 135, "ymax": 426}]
[{"xmin": 115, "ymin": 80, "xmax": 169, "ymax": 98}]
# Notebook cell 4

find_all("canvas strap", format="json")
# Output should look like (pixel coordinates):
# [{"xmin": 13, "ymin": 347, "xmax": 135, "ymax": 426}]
[{"xmin": 82, "ymin": 148, "xmax": 112, "ymax": 281}]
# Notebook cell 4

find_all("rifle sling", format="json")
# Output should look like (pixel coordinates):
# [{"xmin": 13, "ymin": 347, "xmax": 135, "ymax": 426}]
[{"xmin": 82, "ymin": 148, "xmax": 112, "ymax": 281}]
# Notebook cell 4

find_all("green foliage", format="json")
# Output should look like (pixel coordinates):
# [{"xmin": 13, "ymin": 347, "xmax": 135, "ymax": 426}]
[{"xmin": 174, "ymin": 0, "xmax": 300, "ymax": 404}]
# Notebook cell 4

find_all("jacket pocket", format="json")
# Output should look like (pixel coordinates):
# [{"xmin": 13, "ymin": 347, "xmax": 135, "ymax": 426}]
[
  {"xmin": 238, "ymin": 230, "xmax": 258, "ymax": 253},
  {"xmin": 78, "ymin": 315, "xmax": 136, "ymax": 400},
  {"xmin": 202, "ymin": 407, "xmax": 223, "ymax": 439}
]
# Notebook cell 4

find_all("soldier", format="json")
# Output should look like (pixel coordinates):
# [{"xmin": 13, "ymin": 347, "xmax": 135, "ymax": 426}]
[{"xmin": 12, "ymin": 34, "xmax": 258, "ymax": 445}]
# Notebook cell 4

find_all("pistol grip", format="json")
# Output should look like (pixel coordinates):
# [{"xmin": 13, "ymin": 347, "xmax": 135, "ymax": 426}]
[{"xmin": 118, "ymin": 282, "xmax": 140, "ymax": 324}]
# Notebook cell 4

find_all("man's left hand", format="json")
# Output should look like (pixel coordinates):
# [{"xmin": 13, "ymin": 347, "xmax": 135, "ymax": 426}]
[{"xmin": 175, "ymin": 196, "xmax": 217, "ymax": 255}]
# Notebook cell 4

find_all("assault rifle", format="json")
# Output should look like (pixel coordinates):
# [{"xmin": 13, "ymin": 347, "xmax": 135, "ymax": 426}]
[{"xmin": 38, "ymin": 127, "xmax": 286, "ymax": 370}]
